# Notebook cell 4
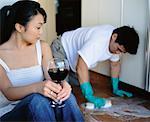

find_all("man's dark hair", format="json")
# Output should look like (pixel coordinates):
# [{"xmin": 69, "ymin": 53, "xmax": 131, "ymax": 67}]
[{"xmin": 112, "ymin": 26, "xmax": 139, "ymax": 54}]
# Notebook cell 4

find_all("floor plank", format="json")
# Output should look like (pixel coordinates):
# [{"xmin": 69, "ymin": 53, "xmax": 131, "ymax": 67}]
[{"xmin": 72, "ymin": 71, "xmax": 150, "ymax": 122}]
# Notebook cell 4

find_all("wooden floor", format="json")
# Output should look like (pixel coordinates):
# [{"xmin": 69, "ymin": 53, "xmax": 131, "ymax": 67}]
[{"xmin": 72, "ymin": 71, "xmax": 150, "ymax": 122}]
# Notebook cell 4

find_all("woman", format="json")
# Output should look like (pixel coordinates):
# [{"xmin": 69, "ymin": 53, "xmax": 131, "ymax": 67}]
[{"xmin": 0, "ymin": 0, "xmax": 84, "ymax": 121}]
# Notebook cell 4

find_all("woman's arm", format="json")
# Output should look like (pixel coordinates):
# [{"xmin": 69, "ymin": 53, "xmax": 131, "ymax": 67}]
[
  {"xmin": 41, "ymin": 40, "xmax": 53, "ymax": 80},
  {"xmin": 0, "ymin": 65, "xmax": 40, "ymax": 100},
  {"xmin": 0, "ymin": 66, "xmax": 62, "ymax": 101}
]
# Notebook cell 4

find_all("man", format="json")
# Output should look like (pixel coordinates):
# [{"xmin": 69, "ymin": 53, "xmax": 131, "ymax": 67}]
[{"xmin": 51, "ymin": 25, "xmax": 139, "ymax": 108}]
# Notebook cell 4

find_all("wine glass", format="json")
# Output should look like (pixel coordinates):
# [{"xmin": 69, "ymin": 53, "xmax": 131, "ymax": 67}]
[{"xmin": 47, "ymin": 58, "xmax": 69, "ymax": 108}]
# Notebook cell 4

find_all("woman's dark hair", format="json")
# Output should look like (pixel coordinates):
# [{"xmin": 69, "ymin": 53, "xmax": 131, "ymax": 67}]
[
  {"xmin": 112, "ymin": 26, "xmax": 139, "ymax": 54},
  {"xmin": 0, "ymin": 0, "xmax": 47, "ymax": 45}
]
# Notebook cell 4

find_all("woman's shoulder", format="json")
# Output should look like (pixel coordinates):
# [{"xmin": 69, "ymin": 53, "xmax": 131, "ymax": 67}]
[
  {"xmin": 39, "ymin": 40, "xmax": 51, "ymax": 54},
  {"xmin": 0, "ymin": 43, "xmax": 8, "ymax": 58},
  {"xmin": 39, "ymin": 40, "xmax": 50, "ymax": 49},
  {"xmin": 0, "ymin": 42, "xmax": 8, "ymax": 50}
]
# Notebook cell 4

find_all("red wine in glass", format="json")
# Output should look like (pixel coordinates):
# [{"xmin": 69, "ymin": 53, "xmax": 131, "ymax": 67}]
[
  {"xmin": 47, "ymin": 58, "xmax": 69, "ymax": 108},
  {"xmin": 48, "ymin": 68, "xmax": 69, "ymax": 83}
]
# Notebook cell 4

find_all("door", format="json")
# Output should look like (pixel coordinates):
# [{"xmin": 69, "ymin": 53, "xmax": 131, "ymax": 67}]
[
  {"xmin": 55, "ymin": 0, "xmax": 81, "ymax": 35},
  {"xmin": 145, "ymin": 0, "xmax": 150, "ymax": 92}
]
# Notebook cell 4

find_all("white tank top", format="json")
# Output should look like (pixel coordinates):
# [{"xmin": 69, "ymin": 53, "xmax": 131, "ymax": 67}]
[{"xmin": 0, "ymin": 40, "xmax": 44, "ymax": 117}]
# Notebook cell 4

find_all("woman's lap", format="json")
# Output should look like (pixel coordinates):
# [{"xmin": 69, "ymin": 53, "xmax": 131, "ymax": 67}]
[{"xmin": 1, "ymin": 93, "xmax": 84, "ymax": 122}]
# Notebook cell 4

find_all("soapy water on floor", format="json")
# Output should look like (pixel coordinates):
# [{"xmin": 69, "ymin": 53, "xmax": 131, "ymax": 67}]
[{"xmin": 81, "ymin": 97, "xmax": 150, "ymax": 121}]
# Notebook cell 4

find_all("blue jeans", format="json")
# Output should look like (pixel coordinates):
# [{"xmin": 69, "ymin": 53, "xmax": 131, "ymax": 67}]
[{"xmin": 0, "ymin": 93, "xmax": 84, "ymax": 122}]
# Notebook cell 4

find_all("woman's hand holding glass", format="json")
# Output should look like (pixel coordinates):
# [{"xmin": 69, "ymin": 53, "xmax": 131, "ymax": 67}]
[
  {"xmin": 36, "ymin": 80, "xmax": 62, "ymax": 101},
  {"xmin": 44, "ymin": 80, "xmax": 62, "ymax": 101},
  {"xmin": 57, "ymin": 81, "xmax": 72, "ymax": 102},
  {"xmin": 47, "ymin": 58, "xmax": 70, "ymax": 107},
  {"xmin": 41, "ymin": 80, "xmax": 71, "ymax": 103}
]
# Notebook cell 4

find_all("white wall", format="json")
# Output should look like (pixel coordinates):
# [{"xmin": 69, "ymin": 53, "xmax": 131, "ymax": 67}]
[
  {"xmin": 119, "ymin": 0, "xmax": 147, "ymax": 89},
  {"xmin": 82, "ymin": 0, "xmax": 148, "ymax": 89},
  {"xmin": 0, "ymin": 0, "xmax": 18, "ymax": 9}
]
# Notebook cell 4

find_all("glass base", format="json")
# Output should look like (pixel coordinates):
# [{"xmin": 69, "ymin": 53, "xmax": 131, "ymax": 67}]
[{"xmin": 51, "ymin": 100, "xmax": 65, "ymax": 108}]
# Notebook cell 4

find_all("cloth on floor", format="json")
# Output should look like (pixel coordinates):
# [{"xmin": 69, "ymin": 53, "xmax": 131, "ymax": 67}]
[{"xmin": 81, "ymin": 97, "xmax": 150, "ymax": 121}]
